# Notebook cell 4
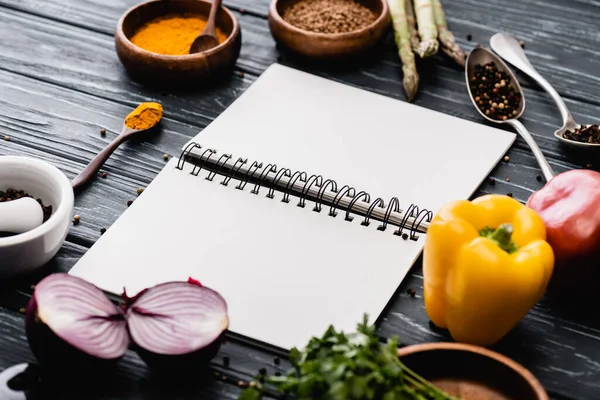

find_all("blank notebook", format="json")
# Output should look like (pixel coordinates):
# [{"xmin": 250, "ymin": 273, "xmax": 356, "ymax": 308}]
[{"xmin": 69, "ymin": 64, "xmax": 516, "ymax": 350}]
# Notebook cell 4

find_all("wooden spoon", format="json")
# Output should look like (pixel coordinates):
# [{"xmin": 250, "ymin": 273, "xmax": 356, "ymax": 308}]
[
  {"xmin": 71, "ymin": 103, "xmax": 163, "ymax": 193},
  {"xmin": 189, "ymin": 0, "xmax": 223, "ymax": 54}
]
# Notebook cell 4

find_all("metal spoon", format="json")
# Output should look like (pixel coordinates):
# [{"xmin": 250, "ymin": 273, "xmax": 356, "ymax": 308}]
[
  {"xmin": 490, "ymin": 32, "xmax": 600, "ymax": 152},
  {"xmin": 465, "ymin": 46, "xmax": 556, "ymax": 182},
  {"xmin": 189, "ymin": 0, "xmax": 222, "ymax": 54}
]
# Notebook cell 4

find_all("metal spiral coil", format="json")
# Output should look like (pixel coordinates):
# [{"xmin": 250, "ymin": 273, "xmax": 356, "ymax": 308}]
[
  {"xmin": 329, "ymin": 185, "xmax": 356, "ymax": 217},
  {"xmin": 177, "ymin": 142, "xmax": 201, "ymax": 170},
  {"xmin": 313, "ymin": 179, "xmax": 338, "ymax": 212},
  {"xmin": 174, "ymin": 141, "xmax": 432, "ymax": 237},
  {"xmin": 236, "ymin": 161, "xmax": 263, "ymax": 190},
  {"xmin": 345, "ymin": 191, "xmax": 370, "ymax": 222},
  {"xmin": 189, "ymin": 149, "xmax": 215, "ymax": 176},
  {"xmin": 298, "ymin": 174, "xmax": 323, "ymax": 208},
  {"xmin": 221, "ymin": 157, "xmax": 247, "ymax": 186},
  {"xmin": 252, "ymin": 164, "xmax": 277, "ymax": 195},
  {"xmin": 378, "ymin": 197, "xmax": 400, "ymax": 232},
  {"xmin": 206, "ymin": 154, "xmax": 232, "ymax": 182},
  {"xmin": 270, "ymin": 168, "xmax": 291, "ymax": 199},
  {"xmin": 362, "ymin": 198, "xmax": 386, "ymax": 227},
  {"xmin": 282, "ymin": 171, "xmax": 307, "ymax": 203}
]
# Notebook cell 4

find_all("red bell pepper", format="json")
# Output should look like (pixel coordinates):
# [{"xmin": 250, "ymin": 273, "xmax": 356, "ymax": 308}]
[{"xmin": 527, "ymin": 169, "xmax": 600, "ymax": 295}]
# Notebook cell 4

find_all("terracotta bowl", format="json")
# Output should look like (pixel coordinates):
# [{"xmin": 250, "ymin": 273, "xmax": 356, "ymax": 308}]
[
  {"xmin": 398, "ymin": 343, "xmax": 549, "ymax": 400},
  {"xmin": 268, "ymin": 0, "xmax": 391, "ymax": 60},
  {"xmin": 115, "ymin": 0, "xmax": 241, "ymax": 87}
]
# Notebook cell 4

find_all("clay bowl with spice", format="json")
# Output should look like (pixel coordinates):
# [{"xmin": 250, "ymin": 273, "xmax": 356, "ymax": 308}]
[
  {"xmin": 115, "ymin": 0, "xmax": 241, "ymax": 87},
  {"xmin": 398, "ymin": 343, "xmax": 549, "ymax": 400},
  {"xmin": 268, "ymin": 0, "xmax": 391, "ymax": 60}
]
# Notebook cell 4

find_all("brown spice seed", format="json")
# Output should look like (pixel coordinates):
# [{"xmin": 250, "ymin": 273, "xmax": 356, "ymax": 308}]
[
  {"xmin": 127, "ymin": 200, "xmax": 133, "ymax": 206},
  {"xmin": 73, "ymin": 215, "xmax": 81, "ymax": 222},
  {"xmin": 505, "ymin": 177, "xmax": 510, "ymax": 182},
  {"xmin": 100, "ymin": 128, "xmax": 106, "ymax": 135},
  {"xmin": 3, "ymin": 136, "xmax": 8, "ymax": 141},
  {"xmin": 137, "ymin": 188, "xmax": 144, "ymax": 195},
  {"xmin": 101, "ymin": 172, "xmax": 108, "ymax": 179},
  {"xmin": 504, "ymin": 156, "xmax": 510, "ymax": 162},
  {"xmin": 19, "ymin": 308, "xmax": 26, "ymax": 314},
  {"xmin": 282, "ymin": 0, "xmax": 376, "ymax": 34},
  {"xmin": 163, "ymin": 154, "xmax": 169, "ymax": 161}
]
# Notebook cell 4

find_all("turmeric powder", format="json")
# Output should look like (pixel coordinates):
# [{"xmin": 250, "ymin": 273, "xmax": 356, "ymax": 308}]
[
  {"xmin": 130, "ymin": 15, "xmax": 229, "ymax": 56},
  {"xmin": 124, "ymin": 102, "xmax": 163, "ymax": 130}
]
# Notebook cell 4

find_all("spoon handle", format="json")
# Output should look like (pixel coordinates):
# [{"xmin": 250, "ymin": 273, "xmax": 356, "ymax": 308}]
[
  {"xmin": 506, "ymin": 119, "xmax": 556, "ymax": 182},
  {"xmin": 490, "ymin": 33, "xmax": 574, "ymax": 127},
  {"xmin": 204, "ymin": 0, "xmax": 223, "ymax": 35},
  {"xmin": 71, "ymin": 128, "xmax": 129, "ymax": 192}
]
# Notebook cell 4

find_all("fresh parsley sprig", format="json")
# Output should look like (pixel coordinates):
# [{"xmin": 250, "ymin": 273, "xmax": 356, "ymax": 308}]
[{"xmin": 238, "ymin": 315, "xmax": 459, "ymax": 400}]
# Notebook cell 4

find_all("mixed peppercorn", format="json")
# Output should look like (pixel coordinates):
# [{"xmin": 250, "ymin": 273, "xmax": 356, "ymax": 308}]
[{"xmin": 470, "ymin": 61, "xmax": 522, "ymax": 121}]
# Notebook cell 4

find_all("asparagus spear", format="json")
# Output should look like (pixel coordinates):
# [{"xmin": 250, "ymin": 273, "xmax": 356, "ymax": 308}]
[
  {"xmin": 388, "ymin": 0, "xmax": 420, "ymax": 102},
  {"xmin": 405, "ymin": 0, "xmax": 420, "ymax": 54},
  {"xmin": 432, "ymin": 0, "xmax": 466, "ymax": 67},
  {"xmin": 413, "ymin": 0, "xmax": 439, "ymax": 58}
]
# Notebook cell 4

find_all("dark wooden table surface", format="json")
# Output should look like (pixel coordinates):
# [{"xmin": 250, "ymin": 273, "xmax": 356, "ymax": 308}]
[{"xmin": 1, "ymin": 0, "xmax": 599, "ymax": 398}]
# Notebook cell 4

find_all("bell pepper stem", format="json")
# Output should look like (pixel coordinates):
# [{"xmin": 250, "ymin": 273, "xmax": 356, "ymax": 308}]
[{"xmin": 480, "ymin": 223, "xmax": 519, "ymax": 254}]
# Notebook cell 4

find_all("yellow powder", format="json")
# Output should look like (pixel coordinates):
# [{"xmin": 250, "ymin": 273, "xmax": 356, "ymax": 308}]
[
  {"xmin": 124, "ymin": 102, "xmax": 163, "ymax": 130},
  {"xmin": 130, "ymin": 15, "xmax": 229, "ymax": 56}
]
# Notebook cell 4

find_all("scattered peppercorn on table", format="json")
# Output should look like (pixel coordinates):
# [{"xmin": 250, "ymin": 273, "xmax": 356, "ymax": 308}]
[{"xmin": 0, "ymin": 0, "xmax": 599, "ymax": 399}]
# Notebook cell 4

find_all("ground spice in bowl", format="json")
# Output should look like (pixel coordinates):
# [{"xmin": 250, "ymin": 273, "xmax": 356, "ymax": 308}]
[
  {"xmin": 469, "ymin": 61, "xmax": 521, "ymax": 121},
  {"xmin": 563, "ymin": 124, "xmax": 600, "ymax": 144},
  {"xmin": 130, "ymin": 15, "xmax": 229, "ymax": 56},
  {"xmin": 282, "ymin": 0, "xmax": 377, "ymax": 34},
  {"xmin": 0, "ymin": 188, "xmax": 52, "ymax": 238}
]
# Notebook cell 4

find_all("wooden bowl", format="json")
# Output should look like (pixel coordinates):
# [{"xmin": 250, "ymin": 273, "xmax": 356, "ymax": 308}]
[
  {"xmin": 268, "ymin": 0, "xmax": 391, "ymax": 60},
  {"xmin": 115, "ymin": 0, "xmax": 241, "ymax": 87},
  {"xmin": 398, "ymin": 343, "xmax": 549, "ymax": 400}
]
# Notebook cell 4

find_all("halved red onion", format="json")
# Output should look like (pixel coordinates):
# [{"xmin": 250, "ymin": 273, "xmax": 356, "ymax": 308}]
[
  {"xmin": 25, "ymin": 273, "xmax": 129, "ymax": 367},
  {"xmin": 126, "ymin": 281, "xmax": 229, "ymax": 369},
  {"xmin": 24, "ymin": 274, "xmax": 228, "ymax": 371}
]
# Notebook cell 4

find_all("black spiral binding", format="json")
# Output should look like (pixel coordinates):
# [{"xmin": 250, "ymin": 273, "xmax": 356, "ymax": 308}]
[{"xmin": 176, "ymin": 143, "xmax": 432, "ymax": 239}]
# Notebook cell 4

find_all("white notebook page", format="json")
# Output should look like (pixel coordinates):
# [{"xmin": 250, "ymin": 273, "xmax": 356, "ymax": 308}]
[
  {"xmin": 186, "ymin": 64, "xmax": 516, "ymax": 215},
  {"xmin": 70, "ymin": 159, "xmax": 425, "ymax": 350}
]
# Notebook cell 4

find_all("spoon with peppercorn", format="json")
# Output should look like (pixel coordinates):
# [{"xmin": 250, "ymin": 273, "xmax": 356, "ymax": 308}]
[
  {"xmin": 465, "ymin": 46, "xmax": 556, "ymax": 182},
  {"xmin": 490, "ymin": 33, "xmax": 600, "ymax": 152}
]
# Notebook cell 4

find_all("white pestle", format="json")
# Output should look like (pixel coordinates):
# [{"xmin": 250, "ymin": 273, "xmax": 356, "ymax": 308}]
[{"xmin": 0, "ymin": 197, "xmax": 44, "ymax": 234}]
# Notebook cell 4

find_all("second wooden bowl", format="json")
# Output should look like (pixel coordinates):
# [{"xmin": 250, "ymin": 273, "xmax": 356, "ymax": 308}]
[
  {"xmin": 398, "ymin": 342, "xmax": 549, "ymax": 400},
  {"xmin": 115, "ymin": 0, "xmax": 242, "ymax": 87},
  {"xmin": 268, "ymin": 0, "xmax": 391, "ymax": 60}
]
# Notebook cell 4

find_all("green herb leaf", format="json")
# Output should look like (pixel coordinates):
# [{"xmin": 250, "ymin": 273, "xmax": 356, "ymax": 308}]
[{"xmin": 237, "ymin": 315, "xmax": 459, "ymax": 400}]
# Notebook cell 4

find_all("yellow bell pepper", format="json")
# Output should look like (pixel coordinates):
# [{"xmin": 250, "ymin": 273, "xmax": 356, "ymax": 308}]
[{"xmin": 423, "ymin": 194, "xmax": 554, "ymax": 347}]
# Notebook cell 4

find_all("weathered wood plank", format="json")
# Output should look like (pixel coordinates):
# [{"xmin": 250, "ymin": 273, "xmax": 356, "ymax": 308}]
[
  {"xmin": 3, "ymin": 0, "xmax": 600, "ymax": 110},
  {"xmin": 0, "ymin": 69, "xmax": 209, "ymax": 247},
  {"xmin": 0, "ymin": 2, "xmax": 598, "ymax": 399},
  {"xmin": 0, "ymin": 6, "xmax": 595, "ymax": 176}
]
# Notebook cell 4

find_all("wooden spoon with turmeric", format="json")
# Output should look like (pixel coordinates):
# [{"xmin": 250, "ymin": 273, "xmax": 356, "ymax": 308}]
[
  {"xmin": 71, "ymin": 102, "xmax": 163, "ymax": 193},
  {"xmin": 189, "ymin": 0, "xmax": 223, "ymax": 53}
]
